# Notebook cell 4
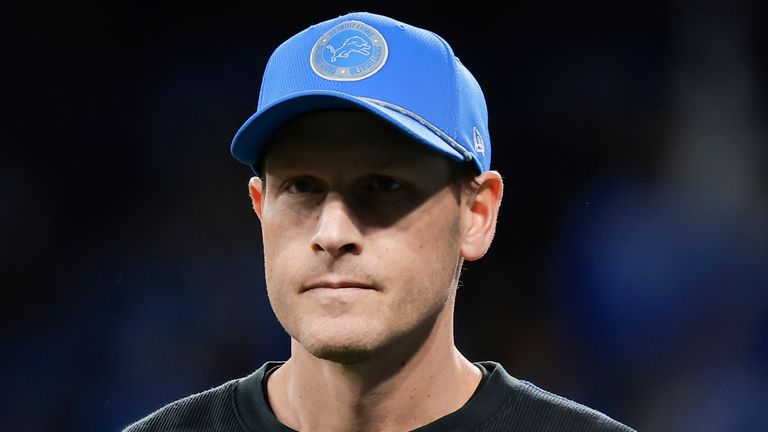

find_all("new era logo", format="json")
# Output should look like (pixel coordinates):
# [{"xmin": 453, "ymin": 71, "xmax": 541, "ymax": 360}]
[{"xmin": 473, "ymin": 127, "xmax": 485, "ymax": 155}]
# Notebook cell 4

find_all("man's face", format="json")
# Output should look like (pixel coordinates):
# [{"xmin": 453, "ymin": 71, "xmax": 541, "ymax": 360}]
[{"xmin": 252, "ymin": 110, "xmax": 469, "ymax": 364}]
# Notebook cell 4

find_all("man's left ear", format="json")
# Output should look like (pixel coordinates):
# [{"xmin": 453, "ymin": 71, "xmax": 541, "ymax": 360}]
[{"xmin": 460, "ymin": 170, "xmax": 504, "ymax": 261}]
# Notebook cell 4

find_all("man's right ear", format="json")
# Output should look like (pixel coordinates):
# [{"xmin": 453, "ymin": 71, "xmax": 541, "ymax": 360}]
[{"xmin": 248, "ymin": 176, "xmax": 264, "ymax": 219}]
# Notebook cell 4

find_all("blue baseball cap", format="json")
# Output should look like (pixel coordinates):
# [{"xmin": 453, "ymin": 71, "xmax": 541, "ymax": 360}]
[{"xmin": 230, "ymin": 11, "xmax": 491, "ymax": 175}]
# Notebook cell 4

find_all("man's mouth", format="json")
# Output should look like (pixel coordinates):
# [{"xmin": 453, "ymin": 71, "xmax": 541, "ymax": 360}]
[{"xmin": 302, "ymin": 280, "xmax": 377, "ymax": 292}]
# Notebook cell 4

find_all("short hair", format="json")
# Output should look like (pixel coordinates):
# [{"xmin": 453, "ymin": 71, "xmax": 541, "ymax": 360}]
[{"xmin": 448, "ymin": 161, "xmax": 481, "ymax": 204}]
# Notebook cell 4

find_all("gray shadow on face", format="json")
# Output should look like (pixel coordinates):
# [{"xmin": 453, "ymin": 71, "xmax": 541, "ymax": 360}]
[{"xmin": 260, "ymin": 109, "xmax": 465, "ymax": 230}]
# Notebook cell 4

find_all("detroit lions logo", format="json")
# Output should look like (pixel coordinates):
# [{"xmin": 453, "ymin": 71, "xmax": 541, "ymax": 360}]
[
  {"xmin": 311, "ymin": 20, "xmax": 388, "ymax": 81},
  {"xmin": 325, "ymin": 36, "xmax": 371, "ymax": 62}
]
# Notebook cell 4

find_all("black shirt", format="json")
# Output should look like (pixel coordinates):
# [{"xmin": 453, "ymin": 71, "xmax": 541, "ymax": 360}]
[{"xmin": 123, "ymin": 361, "xmax": 635, "ymax": 431}]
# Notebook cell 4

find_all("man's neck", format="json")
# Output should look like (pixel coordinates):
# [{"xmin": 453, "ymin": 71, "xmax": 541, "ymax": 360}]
[{"xmin": 265, "ymin": 317, "xmax": 482, "ymax": 432}]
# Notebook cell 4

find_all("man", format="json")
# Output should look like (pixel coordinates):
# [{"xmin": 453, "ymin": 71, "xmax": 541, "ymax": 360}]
[{"xmin": 124, "ymin": 11, "xmax": 635, "ymax": 432}]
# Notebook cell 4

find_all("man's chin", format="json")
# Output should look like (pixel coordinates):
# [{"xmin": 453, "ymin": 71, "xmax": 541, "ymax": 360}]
[
  {"xmin": 297, "ymin": 329, "xmax": 384, "ymax": 365},
  {"xmin": 308, "ymin": 343, "xmax": 376, "ymax": 364}
]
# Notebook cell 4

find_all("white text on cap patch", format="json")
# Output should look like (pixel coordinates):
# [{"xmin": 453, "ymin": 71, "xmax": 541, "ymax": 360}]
[{"xmin": 310, "ymin": 20, "xmax": 388, "ymax": 81}]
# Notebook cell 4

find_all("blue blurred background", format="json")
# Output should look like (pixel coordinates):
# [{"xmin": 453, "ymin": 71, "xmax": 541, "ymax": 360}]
[{"xmin": 3, "ymin": 1, "xmax": 767, "ymax": 430}]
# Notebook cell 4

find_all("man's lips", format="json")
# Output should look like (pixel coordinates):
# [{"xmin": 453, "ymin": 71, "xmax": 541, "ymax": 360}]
[{"xmin": 302, "ymin": 280, "xmax": 377, "ymax": 292}]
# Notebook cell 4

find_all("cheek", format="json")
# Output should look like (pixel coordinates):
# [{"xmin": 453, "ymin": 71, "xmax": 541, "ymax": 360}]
[
  {"xmin": 261, "ymin": 222, "xmax": 308, "ymax": 335},
  {"xmin": 384, "ymin": 206, "xmax": 462, "ymax": 306},
  {"xmin": 261, "ymin": 214, "xmax": 308, "ymax": 295},
  {"xmin": 400, "ymin": 199, "xmax": 461, "ymax": 264}
]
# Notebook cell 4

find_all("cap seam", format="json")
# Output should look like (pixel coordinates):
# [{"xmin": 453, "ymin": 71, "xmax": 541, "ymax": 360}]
[
  {"xmin": 430, "ymin": 32, "xmax": 461, "ymax": 148},
  {"xmin": 359, "ymin": 96, "xmax": 473, "ymax": 162}
]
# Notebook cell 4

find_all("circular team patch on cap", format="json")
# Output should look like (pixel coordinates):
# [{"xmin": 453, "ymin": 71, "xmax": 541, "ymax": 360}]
[{"xmin": 310, "ymin": 20, "xmax": 388, "ymax": 81}]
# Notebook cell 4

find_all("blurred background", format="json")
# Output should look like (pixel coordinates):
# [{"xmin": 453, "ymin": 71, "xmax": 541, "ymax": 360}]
[{"xmin": 3, "ymin": 1, "xmax": 767, "ymax": 430}]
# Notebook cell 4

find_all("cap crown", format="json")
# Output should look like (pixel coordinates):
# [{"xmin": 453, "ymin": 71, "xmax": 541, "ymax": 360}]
[{"xmin": 233, "ymin": 12, "xmax": 491, "ymax": 173}]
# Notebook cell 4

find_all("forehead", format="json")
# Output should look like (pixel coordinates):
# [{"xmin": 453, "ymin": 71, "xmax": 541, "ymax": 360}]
[{"xmin": 262, "ymin": 109, "xmax": 449, "ymax": 172}]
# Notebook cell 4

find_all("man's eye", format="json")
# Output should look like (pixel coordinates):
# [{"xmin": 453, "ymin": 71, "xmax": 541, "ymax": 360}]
[
  {"xmin": 286, "ymin": 178, "xmax": 321, "ymax": 194},
  {"xmin": 369, "ymin": 176, "xmax": 404, "ymax": 192}
]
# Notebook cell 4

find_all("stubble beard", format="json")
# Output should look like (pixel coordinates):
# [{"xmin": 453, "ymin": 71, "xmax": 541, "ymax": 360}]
[
  {"xmin": 270, "ymin": 214, "xmax": 464, "ymax": 366},
  {"xmin": 283, "ymin": 284, "xmax": 456, "ymax": 367}
]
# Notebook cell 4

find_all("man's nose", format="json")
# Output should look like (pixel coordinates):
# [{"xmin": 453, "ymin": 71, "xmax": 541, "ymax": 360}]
[{"xmin": 310, "ymin": 193, "xmax": 362, "ymax": 258}]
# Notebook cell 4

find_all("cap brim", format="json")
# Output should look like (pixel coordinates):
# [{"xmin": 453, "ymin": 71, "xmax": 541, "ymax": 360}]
[{"xmin": 230, "ymin": 90, "xmax": 466, "ymax": 175}]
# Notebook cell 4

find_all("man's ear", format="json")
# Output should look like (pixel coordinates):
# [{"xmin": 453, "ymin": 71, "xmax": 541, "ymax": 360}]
[
  {"xmin": 248, "ymin": 176, "xmax": 265, "ymax": 220},
  {"xmin": 460, "ymin": 170, "xmax": 504, "ymax": 261}
]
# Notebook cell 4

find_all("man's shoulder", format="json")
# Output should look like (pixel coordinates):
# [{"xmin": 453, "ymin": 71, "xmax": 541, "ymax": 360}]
[
  {"xmin": 509, "ymin": 378, "xmax": 635, "ymax": 431},
  {"xmin": 478, "ymin": 361, "xmax": 635, "ymax": 432},
  {"xmin": 121, "ymin": 378, "xmax": 244, "ymax": 432}
]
